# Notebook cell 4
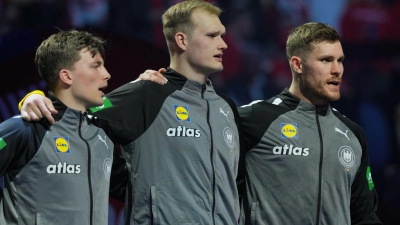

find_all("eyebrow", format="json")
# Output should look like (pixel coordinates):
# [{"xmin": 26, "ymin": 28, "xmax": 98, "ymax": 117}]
[
  {"xmin": 319, "ymin": 55, "xmax": 345, "ymax": 60},
  {"xmin": 208, "ymin": 29, "xmax": 226, "ymax": 36},
  {"xmin": 92, "ymin": 60, "xmax": 103, "ymax": 66}
]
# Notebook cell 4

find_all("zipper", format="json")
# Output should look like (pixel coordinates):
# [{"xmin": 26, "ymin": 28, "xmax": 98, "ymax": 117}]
[
  {"xmin": 79, "ymin": 112, "xmax": 94, "ymax": 225},
  {"xmin": 202, "ymin": 84, "xmax": 216, "ymax": 225},
  {"xmin": 315, "ymin": 107, "xmax": 323, "ymax": 225}
]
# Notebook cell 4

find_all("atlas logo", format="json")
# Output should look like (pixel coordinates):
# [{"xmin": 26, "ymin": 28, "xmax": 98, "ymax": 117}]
[
  {"xmin": 54, "ymin": 136, "xmax": 70, "ymax": 154},
  {"xmin": 174, "ymin": 105, "xmax": 190, "ymax": 121},
  {"xmin": 338, "ymin": 146, "xmax": 355, "ymax": 169},
  {"xmin": 47, "ymin": 162, "xmax": 81, "ymax": 174},
  {"xmin": 166, "ymin": 126, "xmax": 200, "ymax": 137},
  {"xmin": 281, "ymin": 123, "xmax": 298, "ymax": 139},
  {"xmin": 273, "ymin": 144, "xmax": 309, "ymax": 156}
]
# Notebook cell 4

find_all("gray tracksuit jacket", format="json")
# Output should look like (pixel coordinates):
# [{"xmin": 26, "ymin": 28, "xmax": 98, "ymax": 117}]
[
  {"xmin": 238, "ymin": 89, "xmax": 382, "ymax": 225},
  {"xmin": 92, "ymin": 68, "xmax": 243, "ymax": 225},
  {"xmin": 0, "ymin": 94, "xmax": 113, "ymax": 225}
]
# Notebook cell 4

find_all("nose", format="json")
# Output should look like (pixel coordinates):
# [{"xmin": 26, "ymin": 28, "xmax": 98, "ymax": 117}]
[
  {"xmin": 103, "ymin": 67, "xmax": 111, "ymax": 80},
  {"xmin": 219, "ymin": 38, "xmax": 228, "ymax": 51},
  {"xmin": 331, "ymin": 61, "xmax": 342, "ymax": 76}
]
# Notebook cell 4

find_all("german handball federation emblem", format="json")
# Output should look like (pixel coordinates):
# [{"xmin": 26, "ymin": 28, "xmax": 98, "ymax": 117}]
[
  {"xmin": 103, "ymin": 158, "xmax": 112, "ymax": 182},
  {"xmin": 223, "ymin": 127, "xmax": 235, "ymax": 150},
  {"xmin": 281, "ymin": 123, "xmax": 298, "ymax": 139},
  {"xmin": 338, "ymin": 146, "xmax": 355, "ymax": 169},
  {"xmin": 54, "ymin": 136, "xmax": 71, "ymax": 154},
  {"xmin": 175, "ymin": 105, "xmax": 191, "ymax": 121}
]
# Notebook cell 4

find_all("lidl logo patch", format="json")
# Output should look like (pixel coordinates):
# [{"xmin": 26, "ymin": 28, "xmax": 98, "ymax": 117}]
[
  {"xmin": 89, "ymin": 97, "xmax": 113, "ymax": 113},
  {"xmin": 0, "ymin": 138, "xmax": 7, "ymax": 150},
  {"xmin": 175, "ymin": 105, "xmax": 190, "ymax": 121},
  {"xmin": 366, "ymin": 166, "xmax": 375, "ymax": 190},
  {"xmin": 281, "ymin": 123, "xmax": 298, "ymax": 139},
  {"xmin": 54, "ymin": 136, "xmax": 71, "ymax": 153}
]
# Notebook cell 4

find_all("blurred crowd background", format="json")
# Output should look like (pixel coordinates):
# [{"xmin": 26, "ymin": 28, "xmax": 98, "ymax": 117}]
[{"xmin": 0, "ymin": 0, "xmax": 399, "ymax": 224}]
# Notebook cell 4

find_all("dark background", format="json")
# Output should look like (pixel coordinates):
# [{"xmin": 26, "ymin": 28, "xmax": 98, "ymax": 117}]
[{"xmin": 0, "ymin": 0, "xmax": 399, "ymax": 224}]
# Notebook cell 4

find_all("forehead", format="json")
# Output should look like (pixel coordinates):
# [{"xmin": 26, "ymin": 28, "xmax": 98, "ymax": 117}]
[
  {"xmin": 309, "ymin": 41, "xmax": 344, "ymax": 57},
  {"xmin": 191, "ymin": 10, "xmax": 225, "ymax": 33},
  {"xmin": 78, "ymin": 48, "xmax": 102, "ymax": 62}
]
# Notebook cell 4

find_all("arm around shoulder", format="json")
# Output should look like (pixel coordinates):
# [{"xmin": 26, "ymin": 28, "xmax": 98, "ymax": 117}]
[{"xmin": 19, "ymin": 90, "xmax": 57, "ymax": 124}]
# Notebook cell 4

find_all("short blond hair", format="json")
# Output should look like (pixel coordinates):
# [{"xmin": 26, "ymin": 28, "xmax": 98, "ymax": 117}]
[
  {"xmin": 286, "ymin": 22, "xmax": 340, "ymax": 61},
  {"xmin": 162, "ymin": 0, "xmax": 221, "ymax": 49}
]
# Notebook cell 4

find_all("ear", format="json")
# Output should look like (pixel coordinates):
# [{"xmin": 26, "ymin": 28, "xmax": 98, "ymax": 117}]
[
  {"xmin": 59, "ymin": 69, "xmax": 73, "ymax": 86},
  {"xmin": 175, "ymin": 32, "xmax": 187, "ymax": 51},
  {"xmin": 290, "ymin": 56, "xmax": 303, "ymax": 73}
]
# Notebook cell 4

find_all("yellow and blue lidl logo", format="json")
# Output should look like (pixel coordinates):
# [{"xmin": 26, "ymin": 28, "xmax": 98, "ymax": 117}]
[
  {"xmin": 174, "ymin": 105, "xmax": 190, "ymax": 121},
  {"xmin": 54, "ymin": 136, "xmax": 71, "ymax": 153},
  {"xmin": 281, "ymin": 123, "xmax": 298, "ymax": 139}
]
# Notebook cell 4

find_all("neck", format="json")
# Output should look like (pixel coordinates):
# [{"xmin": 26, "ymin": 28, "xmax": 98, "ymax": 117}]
[
  {"xmin": 169, "ymin": 58, "xmax": 208, "ymax": 84},
  {"xmin": 54, "ymin": 89, "xmax": 86, "ymax": 112},
  {"xmin": 288, "ymin": 84, "xmax": 328, "ymax": 106}
]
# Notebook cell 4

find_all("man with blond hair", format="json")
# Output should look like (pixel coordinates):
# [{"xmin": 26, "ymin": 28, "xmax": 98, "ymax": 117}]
[{"xmin": 93, "ymin": 1, "xmax": 242, "ymax": 224}]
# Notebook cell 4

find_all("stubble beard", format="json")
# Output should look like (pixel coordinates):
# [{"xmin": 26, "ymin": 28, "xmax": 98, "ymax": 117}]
[{"xmin": 301, "ymin": 68, "xmax": 341, "ymax": 105}]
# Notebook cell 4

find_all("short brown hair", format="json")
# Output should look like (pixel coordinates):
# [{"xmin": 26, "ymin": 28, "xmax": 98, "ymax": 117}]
[
  {"xmin": 286, "ymin": 22, "xmax": 340, "ymax": 61},
  {"xmin": 162, "ymin": 0, "xmax": 221, "ymax": 49},
  {"xmin": 35, "ymin": 30, "xmax": 106, "ymax": 90}
]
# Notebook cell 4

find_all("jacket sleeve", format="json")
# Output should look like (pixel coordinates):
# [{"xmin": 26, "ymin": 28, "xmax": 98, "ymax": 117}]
[
  {"xmin": 109, "ymin": 144, "xmax": 128, "ymax": 202},
  {"xmin": 232, "ymin": 103, "xmax": 246, "ymax": 201},
  {"xmin": 90, "ymin": 81, "xmax": 147, "ymax": 146},
  {"xmin": 350, "ymin": 128, "xmax": 382, "ymax": 225},
  {"xmin": 0, "ymin": 180, "xmax": 2, "ymax": 200},
  {"xmin": 0, "ymin": 117, "xmax": 38, "ymax": 176}
]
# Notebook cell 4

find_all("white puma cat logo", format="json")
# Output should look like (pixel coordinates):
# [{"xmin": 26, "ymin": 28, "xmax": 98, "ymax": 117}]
[
  {"xmin": 220, "ymin": 108, "xmax": 229, "ymax": 122},
  {"xmin": 98, "ymin": 135, "xmax": 109, "ymax": 149},
  {"xmin": 335, "ymin": 127, "xmax": 350, "ymax": 140}
]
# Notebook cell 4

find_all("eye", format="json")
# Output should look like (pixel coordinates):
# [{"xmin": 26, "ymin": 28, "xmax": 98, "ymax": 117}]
[
  {"xmin": 92, "ymin": 62, "xmax": 102, "ymax": 68},
  {"xmin": 321, "ymin": 58, "xmax": 332, "ymax": 63}
]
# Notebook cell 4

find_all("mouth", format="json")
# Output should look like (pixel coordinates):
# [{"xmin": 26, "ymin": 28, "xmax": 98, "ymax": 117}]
[
  {"xmin": 326, "ymin": 80, "xmax": 341, "ymax": 90},
  {"xmin": 214, "ymin": 53, "xmax": 223, "ymax": 61},
  {"xmin": 98, "ymin": 85, "xmax": 108, "ymax": 95},
  {"xmin": 327, "ymin": 80, "xmax": 340, "ymax": 86}
]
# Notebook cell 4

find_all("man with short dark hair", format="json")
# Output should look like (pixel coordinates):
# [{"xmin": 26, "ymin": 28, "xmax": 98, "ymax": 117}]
[{"xmin": 0, "ymin": 30, "xmax": 113, "ymax": 225}]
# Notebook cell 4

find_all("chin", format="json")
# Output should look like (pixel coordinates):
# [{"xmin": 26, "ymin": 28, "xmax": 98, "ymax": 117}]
[{"xmin": 325, "ymin": 93, "xmax": 341, "ymax": 102}]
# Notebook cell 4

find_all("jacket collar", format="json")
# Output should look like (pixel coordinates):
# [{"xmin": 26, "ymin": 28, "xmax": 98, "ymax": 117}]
[
  {"xmin": 276, "ymin": 88, "xmax": 330, "ymax": 116},
  {"xmin": 48, "ymin": 92, "xmax": 86, "ymax": 126},
  {"xmin": 163, "ymin": 67, "xmax": 215, "ymax": 98}
]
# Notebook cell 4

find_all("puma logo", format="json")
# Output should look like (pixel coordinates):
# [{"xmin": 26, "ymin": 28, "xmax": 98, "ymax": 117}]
[
  {"xmin": 98, "ymin": 135, "xmax": 109, "ymax": 149},
  {"xmin": 335, "ymin": 127, "xmax": 350, "ymax": 140},
  {"xmin": 219, "ymin": 108, "xmax": 229, "ymax": 122}
]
